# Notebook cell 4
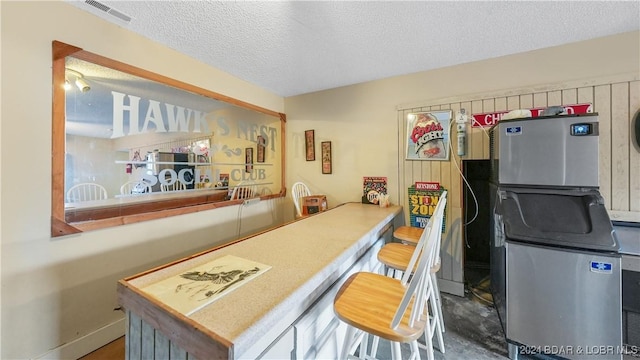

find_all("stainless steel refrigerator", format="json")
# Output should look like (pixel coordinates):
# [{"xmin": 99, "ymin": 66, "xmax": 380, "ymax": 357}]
[{"xmin": 489, "ymin": 113, "xmax": 622, "ymax": 360}]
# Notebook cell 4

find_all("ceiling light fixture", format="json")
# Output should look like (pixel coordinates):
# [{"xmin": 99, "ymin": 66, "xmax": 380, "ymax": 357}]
[
  {"xmin": 65, "ymin": 68, "xmax": 91, "ymax": 92},
  {"xmin": 63, "ymin": 77, "xmax": 72, "ymax": 91}
]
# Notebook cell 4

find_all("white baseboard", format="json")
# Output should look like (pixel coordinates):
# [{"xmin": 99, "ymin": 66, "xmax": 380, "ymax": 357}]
[{"xmin": 35, "ymin": 318, "xmax": 125, "ymax": 360}]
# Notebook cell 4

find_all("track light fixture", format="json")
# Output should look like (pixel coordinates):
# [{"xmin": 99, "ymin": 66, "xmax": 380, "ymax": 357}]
[
  {"xmin": 65, "ymin": 68, "xmax": 91, "ymax": 92},
  {"xmin": 64, "ymin": 77, "xmax": 72, "ymax": 91}
]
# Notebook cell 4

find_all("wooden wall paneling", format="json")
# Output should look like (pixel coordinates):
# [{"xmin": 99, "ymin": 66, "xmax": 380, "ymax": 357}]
[
  {"xmin": 611, "ymin": 83, "xmax": 630, "ymax": 211},
  {"xmin": 629, "ymin": 80, "xmax": 640, "ymax": 212},
  {"xmin": 495, "ymin": 97, "xmax": 507, "ymax": 113},
  {"xmin": 520, "ymin": 93, "xmax": 533, "ymax": 109},
  {"xmin": 154, "ymin": 331, "xmax": 171, "ymax": 359},
  {"xmin": 533, "ymin": 92, "xmax": 547, "ymax": 108},
  {"xmin": 170, "ymin": 341, "xmax": 188, "ymax": 360},
  {"xmin": 420, "ymin": 106, "xmax": 433, "ymax": 183},
  {"xmin": 577, "ymin": 86, "xmax": 594, "ymax": 108},
  {"xmin": 141, "ymin": 320, "xmax": 155, "ymax": 359},
  {"xmin": 449, "ymin": 206, "xmax": 464, "ymax": 283},
  {"xmin": 448, "ymin": 102, "xmax": 462, "ymax": 211},
  {"xmin": 481, "ymin": 98, "xmax": 495, "ymax": 159},
  {"xmin": 405, "ymin": 109, "xmax": 417, "ymax": 224},
  {"xmin": 562, "ymin": 88, "xmax": 578, "ymax": 105},
  {"xmin": 398, "ymin": 110, "xmax": 408, "ymax": 216},
  {"xmin": 470, "ymin": 100, "xmax": 484, "ymax": 158},
  {"xmin": 440, "ymin": 162, "xmax": 453, "ymax": 280},
  {"xmin": 548, "ymin": 90, "xmax": 562, "ymax": 106},
  {"xmin": 595, "ymin": 85, "xmax": 613, "ymax": 208},
  {"xmin": 445, "ymin": 103, "xmax": 458, "ymax": 284},
  {"xmin": 506, "ymin": 95, "xmax": 519, "ymax": 111},
  {"xmin": 128, "ymin": 311, "xmax": 142, "ymax": 360},
  {"xmin": 440, "ymin": 203, "xmax": 464, "ymax": 282},
  {"xmin": 431, "ymin": 157, "xmax": 441, "ymax": 183}
]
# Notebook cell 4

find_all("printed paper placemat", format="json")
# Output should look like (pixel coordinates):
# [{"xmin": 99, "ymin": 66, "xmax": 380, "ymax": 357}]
[{"xmin": 142, "ymin": 255, "xmax": 271, "ymax": 316}]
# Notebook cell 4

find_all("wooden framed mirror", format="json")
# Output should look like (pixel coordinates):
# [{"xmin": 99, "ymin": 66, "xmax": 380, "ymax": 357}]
[{"xmin": 52, "ymin": 41, "xmax": 285, "ymax": 237}]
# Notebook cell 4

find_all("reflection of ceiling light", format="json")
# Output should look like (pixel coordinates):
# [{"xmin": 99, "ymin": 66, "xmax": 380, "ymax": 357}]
[
  {"xmin": 65, "ymin": 68, "xmax": 91, "ymax": 92},
  {"xmin": 64, "ymin": 77, "xmax": 72, "ymax": 91},
  {"xmin": 75, "ymin": 77, "xmax": 91, "ymax": 92}
]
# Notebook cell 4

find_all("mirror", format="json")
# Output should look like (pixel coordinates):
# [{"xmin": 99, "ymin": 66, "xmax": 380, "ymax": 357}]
[{"xmin": 52, "ymin": 41, "xmax": 285, "ymax": 237}]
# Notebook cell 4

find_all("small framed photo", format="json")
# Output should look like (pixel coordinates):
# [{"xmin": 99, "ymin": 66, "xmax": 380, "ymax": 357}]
[
  {"xmin": 321, "ymin": 141, "xmax": 332, "ymax": 174},
  {"xmin": 245, "ymin": 147, "xmax": 253, "ymax": 172},
  {"xmin": 305, "ymin": 130, "xmax": 315, "ymax": 161},
  {"xmin": 257, "ymin": 136, "xmax": 266, "ymax": 163}
]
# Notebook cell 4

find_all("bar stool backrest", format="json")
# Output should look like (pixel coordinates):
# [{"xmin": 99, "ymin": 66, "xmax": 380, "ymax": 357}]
[
  {"xmin": 401, "ymin": 191, "xmax": 447, "ymax": 286},
  {"xmin": 393, "ymin": 192, "xmax": 447, "ymax": 329}
]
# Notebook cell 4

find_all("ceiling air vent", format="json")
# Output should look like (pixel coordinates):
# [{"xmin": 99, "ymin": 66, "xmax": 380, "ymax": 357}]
[{"xmin": 84, "ymin": 0, "xmax": 132, "ymax": 24}]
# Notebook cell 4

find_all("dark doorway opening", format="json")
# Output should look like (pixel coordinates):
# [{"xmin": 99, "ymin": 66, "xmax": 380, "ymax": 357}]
[{"xmin": 462, "ymin": 160, "xmax": 491, "ymax": 298}]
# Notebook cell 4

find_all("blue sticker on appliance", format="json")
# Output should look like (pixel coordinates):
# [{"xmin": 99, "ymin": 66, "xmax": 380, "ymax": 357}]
[
  {"xmin": 590, "ymin": 261, "xmax": 612, "ymax": 274},
  {"xmin": 505, "ymin": 126, "xmax": 522, "ymax": 136}
]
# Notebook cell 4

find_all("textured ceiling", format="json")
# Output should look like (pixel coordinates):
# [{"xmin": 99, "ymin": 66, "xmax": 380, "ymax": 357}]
[{"xmin": 67, "ymin": 0, "xmax": 640, "ymax": 97}]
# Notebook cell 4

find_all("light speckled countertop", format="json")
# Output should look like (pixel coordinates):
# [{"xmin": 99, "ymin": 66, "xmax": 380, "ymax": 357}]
[{"xmin": 120, "ymin": 202, "xmax": 402, "ymax": 358}]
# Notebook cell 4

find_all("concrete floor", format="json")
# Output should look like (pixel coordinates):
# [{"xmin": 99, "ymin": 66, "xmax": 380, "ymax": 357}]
[{"xmin": 369, "ymin": 290, "xmax": 511, "ymax": 360}]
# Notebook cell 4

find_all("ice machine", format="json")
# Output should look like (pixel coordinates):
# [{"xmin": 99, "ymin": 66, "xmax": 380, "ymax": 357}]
[{"xmin": 489, "ymin": 113, "xmax": 622, "ymax": 360}]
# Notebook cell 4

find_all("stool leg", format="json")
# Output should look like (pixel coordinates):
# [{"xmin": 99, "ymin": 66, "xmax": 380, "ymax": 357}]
[
  {"xmin": 430, "ymin": 287, "xmax": 445, "ymax": 353},
  {"xmin": 390, "ymin": 341, "xmax": 402, "ymax": 360},
  {"xmin": 360, "ymin": 333, "xmax": 369, "ymax": 358},
  {"xmin": 410, "ymin": 340, "xmax": 422, "ymax": 360},
  {"xmin": 341, "ymin": 325, "xmax": 361, "ymax": 359},
  {"xmin": 370, "ymin": 335, "xmax": 380, "ymax": 359},
  {"xmin": 431, "ymin": 272, "xmax": 445, "ymax": 333}
]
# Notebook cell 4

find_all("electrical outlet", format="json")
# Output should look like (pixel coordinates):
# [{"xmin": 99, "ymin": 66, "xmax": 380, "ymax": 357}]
[{"xmin": 243, "ymin": 198, "xmax": 261, "ymax": 206}]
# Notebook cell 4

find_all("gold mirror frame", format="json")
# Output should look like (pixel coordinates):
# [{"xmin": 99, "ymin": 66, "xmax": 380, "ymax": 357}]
[{"xmin": 52, "ymin": 41, "xmax": 286, "ymax": 237}]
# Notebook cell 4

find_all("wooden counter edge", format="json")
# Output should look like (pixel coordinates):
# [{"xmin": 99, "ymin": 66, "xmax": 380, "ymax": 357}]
[{"xmin": 117, "ymin": 280, "xmax": 233, "ymax": 359}]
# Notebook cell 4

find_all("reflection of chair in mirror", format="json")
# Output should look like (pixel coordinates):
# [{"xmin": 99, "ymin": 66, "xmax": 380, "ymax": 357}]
[
  {"xmin": 230, "ymin": 180, "xmax": 257, "ymax": 200},
  {"xmin": 161, "ymin": 181, "xmax": 187, "ymax": 192},
  {"xmin": 120, "ymin": 181, "xmax": 152, "ymax": 195},
  {"xmin": 66, "ymin": 183, "xmax": 108, "ymax": 203},
  {"xmin": 291, "ymin": 181, "xmax": 311, "ymax": 218}
]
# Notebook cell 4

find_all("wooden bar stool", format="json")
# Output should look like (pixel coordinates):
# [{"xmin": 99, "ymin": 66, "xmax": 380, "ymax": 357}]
[
  {"xmin": 393, "ymin": 225, "xmax": 423, "ymax": 245},
  {"xmin": 377, "ymin": 192, "xmax": 448, "ymax": 355},
  {"xmin": 334, "ymin": 215, "xmax": 441, "ymax": 360}
]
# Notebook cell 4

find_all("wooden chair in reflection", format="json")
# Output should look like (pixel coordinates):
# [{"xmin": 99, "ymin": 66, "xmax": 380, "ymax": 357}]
[
  {"xmin": 120, "ymin": 181, "xmax": 152, "ymax": 195},
  {"xmin": 66, "ymin": 183, "xmax": 108, "ymax": 203},
  {"xmin": 161, "ymin": 181, "xmax": 187, "ymax": 192},
  {"xmin": 230, "ymin": 180, "xmax": 258, "ymax": 200},
  {"xmin": 291, "ymin": 181, "xmax": 311, "ymax": 218}
]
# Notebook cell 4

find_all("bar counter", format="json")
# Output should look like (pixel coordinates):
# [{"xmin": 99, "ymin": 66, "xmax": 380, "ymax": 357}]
[{"xmin": 117, "ymin": 202, "xmax": 402, "ymax": 359}]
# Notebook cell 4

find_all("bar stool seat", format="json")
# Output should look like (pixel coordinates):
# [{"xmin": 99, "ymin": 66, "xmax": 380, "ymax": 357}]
[
  {"xmin": 378, "ymin": 240, "xmax": 446, "ymax": 341},
  {"xmin": 378, "ymin": 243, "xmax": 441, "ymax": 274},
  {"xmin": 393, "ymin": 225, "xmax": 422, "ymax": 245}
]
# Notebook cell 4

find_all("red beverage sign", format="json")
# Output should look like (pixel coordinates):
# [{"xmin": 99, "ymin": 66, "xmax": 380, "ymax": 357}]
[
  {"xmin": 471, "ymin": 103, "xmax": 593, "ymax": 128},
  {"xmin": 415, "ymin": 182, "xmax": 440, "ymax": 190}
]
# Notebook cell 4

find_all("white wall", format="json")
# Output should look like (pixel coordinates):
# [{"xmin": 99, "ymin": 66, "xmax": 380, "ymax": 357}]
[{"xmin": 0, "ymin": 2, "xmax": 285, "ymax": 359}]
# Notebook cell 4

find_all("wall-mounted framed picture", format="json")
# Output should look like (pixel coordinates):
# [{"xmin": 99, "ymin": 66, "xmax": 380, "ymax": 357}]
[
  {"xmin": 305, "ymin": 130, "xmax": 315, "ymax": 161},
  {"xmin": 245, "ymin": 147, "xmax": 253, "ymax": 172},
  {"xmin": 405, "ymin": 110, "xmax": 452, "ymax": 161},
  {"xmin": 321, "ymin": 141, "xmax": 332, "ymax": 174},
  {"xmin": 257, "ymin": 135, "xmax": 266, "ymax": 163}
]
